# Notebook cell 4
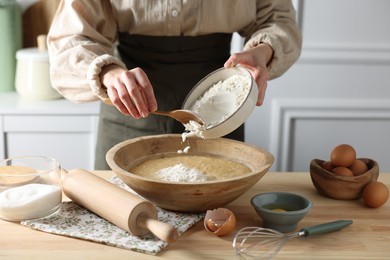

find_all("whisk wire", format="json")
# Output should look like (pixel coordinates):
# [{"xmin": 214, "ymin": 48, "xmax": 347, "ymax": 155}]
[
  {"xmin": 232, "ymin": 220, "xmax": 352, "ymax": 259},
  {"xmin": 233, "ymin": 227, "xmax": 290, "ymax": 259}
]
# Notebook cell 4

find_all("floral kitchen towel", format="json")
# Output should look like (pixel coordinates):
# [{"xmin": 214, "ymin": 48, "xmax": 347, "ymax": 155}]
[{"xmin": 21, "ymin": 177, "xmax": 204, "ymax": 255}]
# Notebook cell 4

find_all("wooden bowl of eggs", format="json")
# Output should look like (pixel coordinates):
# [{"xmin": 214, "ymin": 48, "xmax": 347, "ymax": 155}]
[
  {"xmin": 106, "ymin": 134, "xmax": 274, "ymax": 213},
  {"xmin": 310, "ymin": 144, "xmax": 379, "ymax": 200}
]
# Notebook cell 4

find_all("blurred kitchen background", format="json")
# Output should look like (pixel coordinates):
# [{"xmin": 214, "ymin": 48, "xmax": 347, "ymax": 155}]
[{"xmin": 0, "ymin": 0, "xmax": 389, "ymax": 171}]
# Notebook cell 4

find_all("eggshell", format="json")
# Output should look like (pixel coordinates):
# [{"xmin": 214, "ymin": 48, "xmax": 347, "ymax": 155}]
[
  {"xmin": 330, "ymin": 144, "xmax": 356, "ymax": 167},
  {"xmin": 362, "ymin": 181, "xmax": 389, "ymax": 208},
  {"xmin": 204, "ymin": 208, "xmax": 236, "ymax": 236}
]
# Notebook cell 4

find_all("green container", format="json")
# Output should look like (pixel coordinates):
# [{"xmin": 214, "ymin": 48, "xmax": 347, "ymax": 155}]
[{"xmin": 0, "ymin": 0, "xmax": 22, "ymax": 92}]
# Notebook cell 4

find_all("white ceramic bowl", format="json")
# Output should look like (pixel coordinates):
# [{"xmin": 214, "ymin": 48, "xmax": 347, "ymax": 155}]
[
  {"xmin": 0, "ymin": 156, "xmax": 62, "ymax": 221},
  {"xmin": 182, "ymin": 66, "xmax": 258, "ymax": 139}
]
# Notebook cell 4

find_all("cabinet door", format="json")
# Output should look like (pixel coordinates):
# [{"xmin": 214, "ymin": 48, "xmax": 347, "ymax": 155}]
[{"xmin": 2, "ymin": 115, "xmax": 98, "ymax": 170}]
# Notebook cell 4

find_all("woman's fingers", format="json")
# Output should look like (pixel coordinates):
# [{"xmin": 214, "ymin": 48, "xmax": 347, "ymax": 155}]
[
  {"xmin": 106, "ymin": 83, "xmax": 138, "ymax": 117},
  {"xmin": 123, "ymin": 68, "xmax": 157, "ymax": 115},
  {"xmin": 224, "ymin": 58, "xmax": 269, "ymax": 106},
  {"xmin": 102, "ymin": 65, "xmax": 157, "ymax": 118},
  {"xmin": 224, "ymin": 44, "xmax": 273, "ymax": 106},
  {"xmin": 119, "ymin": 70, "xmax": 149, "ymax": 117},
  {"xmin": 241, "ymin": 64, "xmax": 269, "ymax": 106}
]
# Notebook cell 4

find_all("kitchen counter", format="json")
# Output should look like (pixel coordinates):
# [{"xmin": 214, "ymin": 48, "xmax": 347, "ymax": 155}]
[
  {"xmin": 0, "ymin": 92, "xmax": 99, "ymax": 114},
  {"xmin": 1, "ymin": 171, "xmax": 389, "ymax": 259},
  {"xmin": 0, "ymin": 92, "xmax": 99, "ymax": 169}
]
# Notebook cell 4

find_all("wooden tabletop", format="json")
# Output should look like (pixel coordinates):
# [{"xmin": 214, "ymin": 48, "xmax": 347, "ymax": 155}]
[{"xmin": 1, "ymin": 171, "xmax": 389, "ymax": 259}]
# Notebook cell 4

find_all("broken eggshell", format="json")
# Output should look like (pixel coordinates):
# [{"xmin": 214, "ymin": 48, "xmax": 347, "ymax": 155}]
[{"xmin": 204, "ymin": 208, "xmax": 236, "ymax": 236}]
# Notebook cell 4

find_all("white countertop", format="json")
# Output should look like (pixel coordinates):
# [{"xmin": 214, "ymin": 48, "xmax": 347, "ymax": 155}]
[{"xmin": 0, "ymin": 92, "xmax": 100, "ymax": 115}]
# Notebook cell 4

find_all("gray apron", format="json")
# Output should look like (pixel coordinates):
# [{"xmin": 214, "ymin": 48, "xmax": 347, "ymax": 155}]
[{"xmin": 95, "ymin": 33, "xmax": 245, "ymax": 169}]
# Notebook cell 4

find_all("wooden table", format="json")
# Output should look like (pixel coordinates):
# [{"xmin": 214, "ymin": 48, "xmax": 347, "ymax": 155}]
[{"xmin": 1, "ymin": 172, "xmax": 389, "ymax": 259}]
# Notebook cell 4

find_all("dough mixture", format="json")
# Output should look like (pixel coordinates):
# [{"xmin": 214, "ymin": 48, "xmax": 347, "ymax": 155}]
[{"xmin": 129, "ymin": 154, "xmax": 251, "ymax": 182}]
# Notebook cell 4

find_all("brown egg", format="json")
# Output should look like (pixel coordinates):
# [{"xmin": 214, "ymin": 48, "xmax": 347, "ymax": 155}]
[
  {"xmin": 362, "ymin": 181, "xmax": 389, "ymax": 208},
  {"xmin": 349, "ymin": 159, "xmax": 368, "ymax": 176},
  {"xmin": 332, "ymin": 166, "xmax": 354, "ymax": 177},
  {"xmin": 330, "ymin": 144, "xmax": 356, "ymax": 167},
  {"xmin": 322, "ymin": 161, "xmax": 334, "ymax": 172},
  {"xmin": 204, "ymin": 208, "xmax": 236, "ymax": 236}
]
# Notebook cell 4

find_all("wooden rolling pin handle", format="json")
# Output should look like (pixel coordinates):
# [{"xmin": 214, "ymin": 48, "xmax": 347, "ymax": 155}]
[
  {"xmin": 137, "ymin": 215, "xmax": 179, "ymax": 243},
  {"xmin": 62, "ymin": 169, "xmax": 178, "ymax": 243}
]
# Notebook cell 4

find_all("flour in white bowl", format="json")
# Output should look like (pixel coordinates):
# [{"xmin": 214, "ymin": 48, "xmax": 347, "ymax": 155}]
[
  {"xmin": 182, "ymin": 74, "xmax": 251, "ymax": 140},
  {"xmin": 156, "ymin": 163, "xmax": 208, "ymax": 183}
]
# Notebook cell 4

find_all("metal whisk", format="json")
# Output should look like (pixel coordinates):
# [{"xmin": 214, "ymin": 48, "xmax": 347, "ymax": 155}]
[{"xmin": 232, "ymin": 220, "xmax": 353, "ymax": 260}]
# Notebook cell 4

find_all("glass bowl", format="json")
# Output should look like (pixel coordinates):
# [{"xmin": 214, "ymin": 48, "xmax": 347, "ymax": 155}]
[{"xmin": 0, "ymin": 156, "xmax": 62, "ymax": 221}]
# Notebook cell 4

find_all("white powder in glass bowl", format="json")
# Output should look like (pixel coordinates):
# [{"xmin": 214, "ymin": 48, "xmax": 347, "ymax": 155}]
[{"xmin": 0, "ymin": 183, "xmax": 61, "ymax": 220}]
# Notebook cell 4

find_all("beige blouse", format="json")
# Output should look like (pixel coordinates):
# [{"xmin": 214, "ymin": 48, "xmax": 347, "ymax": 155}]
[{"xmin": 47, "ymin": 0, "xmax": 302, "ymax": 103}]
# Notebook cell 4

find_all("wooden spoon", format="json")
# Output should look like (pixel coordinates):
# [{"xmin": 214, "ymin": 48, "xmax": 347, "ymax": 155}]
[
  {"xmin": 102, "ymin": 98, "xmax": 204, "ymax": 125},
  {"xmin": 150, "ymin": 109, "xmax": 204, "ymax": 125}
]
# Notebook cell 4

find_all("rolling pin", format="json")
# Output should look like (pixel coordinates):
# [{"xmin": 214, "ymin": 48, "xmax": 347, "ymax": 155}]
[{"xmin": 62, "ymin": 168, "xmax": 178, "ymax": 243}]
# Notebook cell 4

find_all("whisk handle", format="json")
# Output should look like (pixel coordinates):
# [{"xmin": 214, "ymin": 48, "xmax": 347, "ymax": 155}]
[{"xmin": 301, "ymin": 220, "xmax": 353, "ymax": 237}]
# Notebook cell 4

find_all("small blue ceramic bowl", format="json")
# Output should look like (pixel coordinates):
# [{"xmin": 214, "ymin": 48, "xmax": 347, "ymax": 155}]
[{"xmin": 251, "ymin": 192, "xmax": 312, "ymax": 233}]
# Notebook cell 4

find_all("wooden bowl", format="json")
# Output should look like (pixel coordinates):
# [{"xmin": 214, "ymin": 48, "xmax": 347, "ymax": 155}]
[
  {"xmin": 106, "ymin": 134, "xmax": 274, "ymax": 213},
  {"xmin": 310, "ymin": 158, "xmax": 379, "ymax": 200}
]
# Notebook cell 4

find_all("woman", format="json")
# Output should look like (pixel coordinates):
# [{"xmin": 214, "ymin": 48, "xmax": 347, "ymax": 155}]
[{"xmin": 48, "ymin": 0, "xmax": 302, "ymax": 169}]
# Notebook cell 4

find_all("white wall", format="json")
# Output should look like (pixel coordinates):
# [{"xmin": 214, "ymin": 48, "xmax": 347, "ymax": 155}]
[
  {"xmin": 244, "ymin": 0, "xmax": 390, "ymax": 172},
  {"xmin": 14, "ymin": 0, "xmax": 390, "ymax": 172}
]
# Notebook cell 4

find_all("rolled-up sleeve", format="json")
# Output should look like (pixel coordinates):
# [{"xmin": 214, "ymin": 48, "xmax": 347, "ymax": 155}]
[
  {"xmin": 241, "ymin": 0, "xmax": 302, "ymax": 79},
  {"xmin": 47, "ymin": 0, "xmax": 126, "ymax": 103}
]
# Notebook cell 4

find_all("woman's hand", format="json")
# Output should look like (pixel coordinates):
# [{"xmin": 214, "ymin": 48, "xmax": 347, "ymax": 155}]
[
  {"xmin": 224, "ymin": 43, "xmax": 274, "ymax": 106},
  {"xmin": 100, "ymin": 65, "xmax": 157, "ymax": 118}
]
